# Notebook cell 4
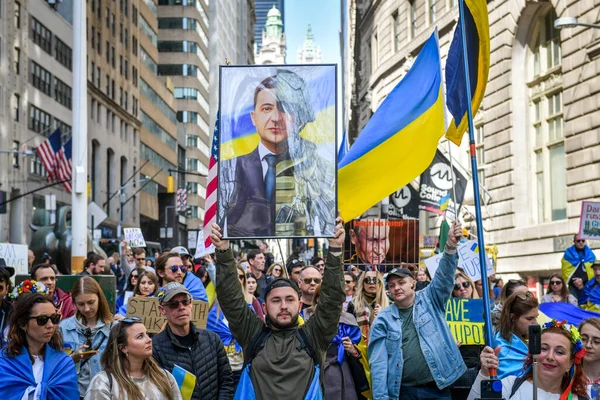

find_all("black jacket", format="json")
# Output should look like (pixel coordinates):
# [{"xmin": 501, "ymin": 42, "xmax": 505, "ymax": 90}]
[{"xmin": 153, "ymin": 322, "xmax": 234, "ymax": 400}]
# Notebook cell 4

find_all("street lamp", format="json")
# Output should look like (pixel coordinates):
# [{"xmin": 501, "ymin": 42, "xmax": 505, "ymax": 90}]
[{"xmin": 554, "ymin": 17, "xmax": 600, "ymax": 30}]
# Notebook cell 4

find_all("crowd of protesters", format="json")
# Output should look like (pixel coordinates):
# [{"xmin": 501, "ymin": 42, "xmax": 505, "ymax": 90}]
[{"xmin": 0, "ymin": 228, "xmax": 599, "ymax": 399}]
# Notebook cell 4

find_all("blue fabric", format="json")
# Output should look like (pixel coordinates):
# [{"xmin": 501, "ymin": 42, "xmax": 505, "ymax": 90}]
[
  {"xmin": 0, "ymin": 345, "xmax": 79, "ymax": 400},
  {"xmin": 493, "ymin": 286, "xmax": 501, "ymax": 299},
  {"xmin": 564, "ymin": 245, "xmax": 596, "ymax": 266},
  {"xmin": 183, "ymin": 271, "xmax": 208, "ymax": 302},
  {"xmin": 368, "ymin": 251, "xmax": 466, "ymax": 399},
  {"xmin": 331, "ymin": 323, "xmax": 362, "ymax": 365},
  {"xmin": 234, "ymin": 364, "xmax": 322, "ymax": 400},
  {"xmin": 579, "ymin": 279, "xmax": 600, "ymax": 307},
  {"xmin": 115, "ymin": 293, "xmax": 125, "ymax": 312},
  {"xmin": 206, "ymin": 304, "xmax": 242, "ymax": 352},
  {"xmin": 541, "ymin": 299, "xmax": 600, "ymax": 324},
  {"xmin": 493, "ymin": 332, "xmax": 528, "ymax": 379}
]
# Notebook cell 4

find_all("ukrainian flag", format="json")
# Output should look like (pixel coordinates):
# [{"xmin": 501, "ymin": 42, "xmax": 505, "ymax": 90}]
[
  {"xmin": 338, "ymin": 31, "xmax": 446, "ymax": 222},
  {"xmin": 172, "ymin": 364, "xmax": 197, "ymax": 400},
  {"xmin": 220, "ymin": 66, "xmax": 336, "ymax": 161},
  {"xmin": 445, "ymin": 0, "xmax": 490, "ymax": 145}
]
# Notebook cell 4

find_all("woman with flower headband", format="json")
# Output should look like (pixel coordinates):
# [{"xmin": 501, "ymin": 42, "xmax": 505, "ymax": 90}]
[
  {"xmin": 60, "ymin": 277, "xmax": 115, "ymax": 398},
  {"xmin": 0, "ymin": 291, "xmax": 79, "ymax": 398},
  {"xmin": 468, "ymin": 320, "xmax": 589, "ymax": 399}
]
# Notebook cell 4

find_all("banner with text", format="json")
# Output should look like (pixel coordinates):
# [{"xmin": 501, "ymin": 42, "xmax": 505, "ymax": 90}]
[
  {"xmin": 126, "ymin": 297, "xmax": 208, "ymax": 333},
  {"xmin": 579, "ymin": 201, "xmax": 600, "ymax": 241},
  {"xmin": 424, "ymin": 240, "xmax": 494, "ymax": 282},
  {"xmin": 124, "ymin": 228, "xmax": 146, "ymax": 247},
  {"xmin": 446, "ymin": 298, "xmax": 485, "ymax": 345},
  {"xmin": 0, "ymin": 243, "xmax": 28, "ymax": 276},
  {"xmin": 388, "ymin": 184, "xmax": 420, "ymax": 220}
]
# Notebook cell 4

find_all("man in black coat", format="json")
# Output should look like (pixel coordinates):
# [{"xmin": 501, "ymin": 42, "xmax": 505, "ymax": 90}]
[{"xmin": 153, "ymin": 282, "xmax": 234, "ymax": 399}]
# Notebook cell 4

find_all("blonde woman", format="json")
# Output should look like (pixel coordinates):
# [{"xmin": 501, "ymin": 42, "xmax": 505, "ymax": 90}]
[
  {"xmin": 266, "ymin": 263, "xmax": 288, "ymax": 278},
  {"xmin": 346, "ymin": 270, "xmax": 389, "ymax": 342},
  {"xmin": 85, "ymin": 317, "xmax": 181, "ymax": 399}
]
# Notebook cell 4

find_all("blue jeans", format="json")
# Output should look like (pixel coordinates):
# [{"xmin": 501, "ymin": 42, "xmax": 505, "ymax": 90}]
[{"xmin": 399, "ymin": 383, "xmax": 451, "ymax": 400}]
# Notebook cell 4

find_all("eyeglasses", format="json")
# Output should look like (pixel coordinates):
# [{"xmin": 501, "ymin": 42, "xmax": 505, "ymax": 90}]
[
  {"xmin": 550, "ymin": 280, "xmax": 563, "ymax": 286},
  {"xmin": 131, "ymin": 274, "xmax": 139, "ymax": 279},
  {"xmin": 165, "ymin": 297, "xmax": 192, "ymax": 309},
  {"xmin": 170, "ymin": 265, "xmax": 187, "ymax": 273},
  {"xmin": 302, "ymin": 277, "xmax": 322, "ymax": 285},
  {"xmin": 238, "ymin": 274, "xmax": 245, "ymax": 280},
  {"xmin": 273, "ymin": 268, "xmax": 282, "ymax": 272},
  {"xmin": 136, "ymin": 257, "xmax": 146, "ymax": 261},
  {"xmin": 344, "ymin": 280, "xmax": 353, "ymax": 284},
  {"xmin": 364, "ymin": 277, "xmax": 380, "ymax": 285},
  {"xmin": 576, "ymin": 240, "xmax": 586, "ymax": 243},
  {"xmin": 454, "ymin": 281, "xmax": 471, "ymax": 291},
  {"xmin": 516, "ymin": 291, "xmax": 534, "ymax": 301},
  {"xmin": 121, "ymin": 317, "xmax": 142, "ymax": 324},
  {"xmin": 28, "ymin": 313, "xmax": 61, "ymax": 326}
]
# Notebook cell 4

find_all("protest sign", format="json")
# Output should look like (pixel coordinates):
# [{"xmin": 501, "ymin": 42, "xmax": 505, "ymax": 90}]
[
  {"xmin": 424, "ymin": 240, "xmax": 494, "ymax": 282},
  {"xmin": 194, "ymin": 230, "xmax": 215, "ymax": 259},
  {"xmin": 126, "ymin": 297, "xmax": 209, "ymax": 333},
  {"xmin": 388, "ymin": 184, "xmax": 420, "ymax": 220},
  {"xmin": 446, "ymin": 298, "xmax": 485, "ymax": 345},
  {"xmin": 579, "ymin": 201, "xmax": 600, "ymax": 241},
  {"xmin": 0, "ymin": 243, "xmax": 28, "ymax": 276},
  {"xmin": 419, "ymin": 150, "xmax": 468, "ymax": 219},
  {"xmin": 124, "ymin": 228, "xmax": 146, "ymax": 247}
]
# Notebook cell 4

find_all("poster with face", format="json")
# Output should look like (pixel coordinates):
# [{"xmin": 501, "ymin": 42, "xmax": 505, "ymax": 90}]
[{"xmin": 217, "ymin": 65, "xmax": 337, "ymax": 239}]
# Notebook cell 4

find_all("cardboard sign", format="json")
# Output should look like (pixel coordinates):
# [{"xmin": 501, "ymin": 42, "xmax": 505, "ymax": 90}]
[
  {"xmin": 579, "ymin": 201, "xmax": 600, "ymax": 241},
  {"xmin": 0, "ymin": 243, "xmax": 28, "ymax": 276},
  {"xmin": 446, "ymin": 298, "xmax": 485, "ymax": 345},
  {"xmin": 126, "ymin": 297, "xmax": 208, "ymax": 333},
  {"xmin": 194, "ymin": 231, "xmax": 215, "ymax": 259},
  {"xmin": 424, "ymin": 240, "xmax": 494, "ymax": 282},
  {"xmin": 124, "ymin": 228, "xmax": 146, "ymax": 247}
]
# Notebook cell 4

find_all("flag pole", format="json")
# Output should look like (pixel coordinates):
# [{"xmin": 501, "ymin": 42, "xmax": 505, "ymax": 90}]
[{"xmin": 456, "ymin": 0, "xmax": 495, "ymax": 361}]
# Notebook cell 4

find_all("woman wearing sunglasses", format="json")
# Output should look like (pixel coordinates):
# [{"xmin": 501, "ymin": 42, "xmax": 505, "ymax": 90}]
[
  {"xmin": 542, "ymin": 274, "xmax": 578, "ymax": 306},
  {"xmin": 492, "ymin": 291, "xmax": 539, "ymax": 379},
  {"xmin": 0, "ymin": 293, "xmax": 79, "ymax": 398},
  {"xmin": 85, "ymin": 317, "xmax": 181, "ymax": 399},
  {"xmin": 116, "ymin": 271, "xmax": 159, "ymax": 317},
  {"xmin": 347, "ymin": 270, "xmax": 389, "ymax": 342},
  {"xmin": 60, "ymin": 277, "xmax": 115, "ymax": 398},
  {"xmin": 115, "ymin": 268, "xmax": 144, "ymax": 316},
  {"xmin": 266, "ymin": 263, "xmax": 288, "ymax": 279}
]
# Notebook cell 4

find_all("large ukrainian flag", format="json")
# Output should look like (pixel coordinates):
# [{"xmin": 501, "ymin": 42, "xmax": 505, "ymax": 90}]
[
  {"xmin": 445, "ymin": 0, "xmax": 490, "ymax": 145},
  {"xmin": 338, "ymin": 31, "xmax": 445, "ymax": 222}
]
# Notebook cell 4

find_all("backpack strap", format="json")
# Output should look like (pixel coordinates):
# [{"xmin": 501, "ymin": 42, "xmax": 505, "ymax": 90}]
[
  {"xmin": 295, "ymin": 327, "xmax": 319, "ymax": 367},
  {"xmin": 509, "ymin": 375, "xmax": 527, "ymax": 399},
  {"xmin": 243, "ymin": 327, "xmax": 272, "ymax": 369}
]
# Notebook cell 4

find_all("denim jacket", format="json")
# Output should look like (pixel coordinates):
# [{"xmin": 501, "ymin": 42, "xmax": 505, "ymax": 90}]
[{"xmin": 368, "ymin": 251, "xmax": 466, "ymax": 400}]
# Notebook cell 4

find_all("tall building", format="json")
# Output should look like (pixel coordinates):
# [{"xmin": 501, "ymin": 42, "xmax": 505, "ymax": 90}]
[
  {"xmin": 296, "ymin": 25, "xmax": 322, "ymax": 64},
  {"xmin": 347, "ymin": 0, "xmax": 600, "ymax": 289},
  {"xmin": 255, "ymin": 4, "xmax": 285, "ymax": 65},
  {"xmin": 254, "ymin": 0, "xmax": 284, "ymax": 53}
]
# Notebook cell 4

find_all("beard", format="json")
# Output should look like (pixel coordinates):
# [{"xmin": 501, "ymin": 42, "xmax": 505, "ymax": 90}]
[{"xmin": 266, "ymin": 312, "xmax": 299, "ymax": 330}]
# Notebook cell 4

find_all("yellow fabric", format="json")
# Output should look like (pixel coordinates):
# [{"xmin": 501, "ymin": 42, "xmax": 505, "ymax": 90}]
[
  {"xmin": 561, "ymin": 259, "xmax": 594, "ymax": 285},
  {"xmin": 206, "ymin": 281, "xmax": 216, "ymax": 308},
  {"xmin": 356, "ymin": 336, "xmax": 373, "ymax": 400}
]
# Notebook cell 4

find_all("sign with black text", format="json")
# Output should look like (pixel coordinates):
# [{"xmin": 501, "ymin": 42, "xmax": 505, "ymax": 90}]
[{"xmin": 419, "ymin": 150, "xmax": 468, "ymax": 217}]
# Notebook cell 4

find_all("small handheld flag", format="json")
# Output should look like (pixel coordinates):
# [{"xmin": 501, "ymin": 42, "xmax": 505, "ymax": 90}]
[{"xmin": 172, "ymin": 364, "xmax": 197, "ymax": 400}]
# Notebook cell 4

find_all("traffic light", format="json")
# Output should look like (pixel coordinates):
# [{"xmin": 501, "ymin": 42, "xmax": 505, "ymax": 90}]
[{"xmin": 167, "ymin": 176, "xmax": 175, "ymax": 193}]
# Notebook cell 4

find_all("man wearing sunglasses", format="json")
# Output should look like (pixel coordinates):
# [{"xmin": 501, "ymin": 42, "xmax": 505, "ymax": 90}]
[
  {"xmin": 210, "ymin": 217, "xmax": 346, "ymax": 399},
  {"xmin": 155, "ymin": 251, "xmax": 208, "ymax": 302},
  {"xmin": 562, "ymin": 234, "xmax": 596, "ymax": 301},
  {"xmin": 298, "ymin": 266, "xmax": 322, "ymax": 316},
  {"xmin": 368, "ymin": 221, "xmax": 466, "ymax": 400},
  {"xmin": 153, "ymin": 282, "xmax": 234, "ymax": 399}
]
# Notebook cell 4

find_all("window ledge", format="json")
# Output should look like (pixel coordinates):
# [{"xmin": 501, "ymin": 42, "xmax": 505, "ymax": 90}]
[{"xmin": 587, "ymin": 39, "xmax": 600, "ymax": 60}]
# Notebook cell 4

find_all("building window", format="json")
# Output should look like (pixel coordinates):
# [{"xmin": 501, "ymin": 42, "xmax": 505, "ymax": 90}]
[
  {"xmin": 132, "ymin": 35, "xmax": 138, "ymax": 56},
  {"xmin": 14, "ymin": 47, "xmax": 20, "ymax": 74},
  {"xmin": 55, "ymin": 38, "xmax": 72, "ymax": 70},
  {"xmin": 132, "ymin": 5, "xmax": 138, "ymax": 25},
  {"xmin": 119, "ymin": 23, "xmax": 123, "ymax": 43},
  {"xmin": 140, "ymin": 47, "xmax": 157, "ymax": 74},
  {"xmin": 140, "ymin": 79, "xmax": 177, "ymax": 123},
  {"xmin": 111, "ymin": 13, "xmax": 116, "ymax": 36},
  {"xmin": 124, "ymin": 28, "xmax": 129, "ymax": 49},
  {"xmin": 97, "ymin": 32, "xmax": 101, "ymax": 53},
  {"xmin": 106, "ymin": 41, "xmax": 110, "ymax": 62},
  {"xmin": 529, "ymin": 8, "xmax": 565, "ymax": 222},
  {"xmin": 31, "ymin": 17, "xmax": 53, "ymax": 54},
  {"xmin": 28, "ymin": 104, "xmax": 51, "ymax": 134},
  {"xmin": 157, "ymin": 64, "xmax": 200, "ymax": 77},
  {"xmin": 54, "ymin": 77, "xmax": 72, "ymax": 109},
  {"xmin": 140, "ymin": 16, "xmax": 158, "ymax": 46},
  {"xmin": 106, "ymin": 74, "xmax": 110, "ymax": 95},
  {"xmin": 111, "ymin": 79, "xmax": 115, "ymax": 100},
  {"xmin": 97, "ymin": 0, "xmax": 101, "ymax": 17},
  {"xmin": 132, "ymin": 66, "xmax": 138, "ymax": 86},
  {"xmin": 30, "ymin": 153, "xmax": 48, "ymax": 177},
  {"xmin": 106, "ymin": 8, "xmax": 110, "ymax": 28},
  {"xmin": 429, "ymin": 0, "xmax": 436, "ymax": 24},
  {"xmin": 13, "ymin": 93, "xmax": 20, "ymax": 121},
  {"xmin": 30, "ymin": 61, "xmax": 52, "ymax": 95},
  {"xmin": 14, "ymin": 1, "xmax": 20, "ymax": 29},
  {"xmin": 97, "ymin": 66, "xmax": 101, "ymax": 87},
  {"xmin": 111, "ymin": 46, "xmax": 115, "ymax": 68},
  {"xmin": 392, "ymin": 11, "xmax": 401, "ymax": 53},
  {"xmin": 371, "ymin": 32, "xmax": 378, "ymax": 71},
  {"xmin": 124, "ymin": 59, "xmax": 129, "ymax": 78},
  {"xmin": 141, "ymin": 111, "xmax": 177, "ymax": 150},
  {"xmin": 409, "ymin": 0, "xmax": 417, "ymax": 39}
]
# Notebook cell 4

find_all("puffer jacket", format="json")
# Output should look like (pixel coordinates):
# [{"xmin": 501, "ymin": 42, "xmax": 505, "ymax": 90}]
[{"xmin": 153, "ymin": 322, "xmax": 234, "ymax": 400}]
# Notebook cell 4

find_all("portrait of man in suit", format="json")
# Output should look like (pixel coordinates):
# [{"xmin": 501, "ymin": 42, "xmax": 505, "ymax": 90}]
[{"xmin": 217, "ymin": 66, "xmax": 337, "ymax": 238}]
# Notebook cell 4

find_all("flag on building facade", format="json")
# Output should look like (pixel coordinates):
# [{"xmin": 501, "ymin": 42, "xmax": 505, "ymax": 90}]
[
  {"xmin": 444, "ymin": 0, "xmax": 490, "ymax": 145},
  {"xmin": 36, "ymin": 129, "xmax": 62, "ymax": 182},
  {"xmin": 56, "ymin": 138, "xmax": 73, "ymax": 192},
  {"xmin": 202, "ymin": 113, "xmax": 220, "ymax": 248},
  {"xmin": 338, "ymin": 31, "xmax": 446, "ymax": 221}
]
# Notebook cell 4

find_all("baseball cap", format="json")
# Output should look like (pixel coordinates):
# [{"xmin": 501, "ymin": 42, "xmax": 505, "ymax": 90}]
[
  {"xmin": 157, "ymin": 282, "xmax": 191, "ymax": 305},
  {"xmin": 171, "ymin": 246, "xmax": 190, "ymax": 258},
  {"xmin": 0, "ymin": 258, "xmax": 15, "ymax": 277},
  {"xmin": 263, "ymin": 278, "xmax": 301, "ymax": 300},
  {"xmin": 41, "ymin": 253, "xmax": 52, "ymax": 262},
  {"xmin": 593, "ymin": 260, "xmax": 600, "ymax": 269},
  {"xmin": 385, "ymin": 267, "xmax": 413, "ymax": 282}
]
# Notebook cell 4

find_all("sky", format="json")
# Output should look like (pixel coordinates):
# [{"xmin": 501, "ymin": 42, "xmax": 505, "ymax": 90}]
[{"xmin": 284, "ymin": 0, "xmax": 342, "ymax": 66}]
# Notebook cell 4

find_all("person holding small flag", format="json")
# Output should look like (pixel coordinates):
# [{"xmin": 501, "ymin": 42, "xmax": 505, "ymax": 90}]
[{"xmin": 562, "ymin": 234, "xmax": 596, "ymax": 301}]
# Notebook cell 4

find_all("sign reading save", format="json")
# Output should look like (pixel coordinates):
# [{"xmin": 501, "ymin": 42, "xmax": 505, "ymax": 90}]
[
  {"xmin": 126, "ymin": 297, "xmax": 209, "ymax": 333},
  {"xmin": 445, "ymin": 298, "xmax": 485, "ymax": 345}
]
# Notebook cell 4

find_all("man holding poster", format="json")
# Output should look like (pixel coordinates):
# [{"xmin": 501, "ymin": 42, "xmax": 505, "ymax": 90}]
[{"xmin": 218, "ymin": 66, "xmax": 337, "ymax": 238}]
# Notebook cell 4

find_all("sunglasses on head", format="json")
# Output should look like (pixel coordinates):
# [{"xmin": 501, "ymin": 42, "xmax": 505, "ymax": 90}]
[
  {"xmin": 302, "ymin": 277, "xmax": 322, "ymax": 285},
  {"xmin": 28, "ymin": 313, "xmax": 61, "ymax": 326},
  {"xmin": 170, "ymin": 265, "xmax": 187, "ymax": 273},
  {"xmin": 364, "ymin": 277, "xmax": 380, "ymax": 285},
  {"xmin": 508, "ymin": 279, "xmax": 526, "ymax": 285},
  {"xmin": 516, "ymin": 291, "xmax": 533, "ymax": 301},
  {"xmin": 550, "ymin": 280, "xmax": 563, "ymax": 285},
  {"xmin": 121, "ymin": 316, "xmax": 142, "ymax": 324},
  {"xmin": 454, "ymin": 281, "xmax": 471, "ymax": 291},
  {"xmin": 166, "ymin": 297, "xmax": 192, "ymax": 309}
]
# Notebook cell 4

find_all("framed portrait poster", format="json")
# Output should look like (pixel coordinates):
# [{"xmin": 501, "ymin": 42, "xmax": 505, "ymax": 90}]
[{"xmin": 217, "ymin": 64, "xmax": 338, "ymax": 239}]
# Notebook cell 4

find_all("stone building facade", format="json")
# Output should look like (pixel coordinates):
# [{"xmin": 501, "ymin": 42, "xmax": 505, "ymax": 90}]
[{"xmin": 347, "ymin": 0, "xmax": 600, "ymax": 282}]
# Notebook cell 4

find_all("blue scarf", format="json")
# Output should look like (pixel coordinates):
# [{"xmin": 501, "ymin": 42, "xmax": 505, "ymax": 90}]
[
  {"xmin": 206, "ymin": 303, "xmax": 242, "ymax": 352},
  {"xmin": 564, "ymin": 245, "xmax": 596, "ymax": 266},
  {"xmin": 331, "ymin": 323, "xmax": 362, "ymax": 364},
  {"xmin": 183, "ymin": 272, "xmax": 208, "ymax": 302},
  {"xmin": 234, "ymin": 364, "xmax": 323, "ymax": 400},
  {"xmin": 0, "ymin": 344, "xmax": 78, "ymax": 400}
]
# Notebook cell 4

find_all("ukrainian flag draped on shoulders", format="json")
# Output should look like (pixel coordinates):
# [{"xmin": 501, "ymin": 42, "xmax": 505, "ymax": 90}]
[
  {"xmin": 338, "ymin": 31, "xmax": 446, "ymax": 221},
  {"xmin": 445, "ymin": 0, "xmax": 490, "ymax": 145}
]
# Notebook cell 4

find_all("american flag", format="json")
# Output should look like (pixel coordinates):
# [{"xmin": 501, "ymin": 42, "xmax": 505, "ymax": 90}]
[
  {"xmin": 36, "ymin": 129, "xmax": 62, "ymax": 182},
  {"xmin": 202, "ymin": 113, "xmax": 219, "ymax": 248},
  {"xmin": 56, "ymin": 138, "xmax": 73, "ymax": 192}
]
